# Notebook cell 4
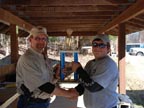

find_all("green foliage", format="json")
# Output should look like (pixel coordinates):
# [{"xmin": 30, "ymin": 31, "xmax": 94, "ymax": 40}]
[
  {"xmin": 109, "ymin": 35, "xmax": 117, "ymax": 41},
  {"xmin": 48, "ymin": 37, "xmax": 58, "ymax": 42}
]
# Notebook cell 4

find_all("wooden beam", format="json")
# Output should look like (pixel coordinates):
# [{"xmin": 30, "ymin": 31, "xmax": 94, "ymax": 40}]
[
  {"xmin": 13, "ymin": 5, "xmax": 121, "ymax": 12},
  {"xmin": 129, "ymin": 19, "xmax": 144, "ymax": 27},
  {"xmin": 30, "ymin": 18, "xmax": 110, "ymax": 21},
  {"xmin": 97, "ymin": 0, "xmax": 144, "ymax": 33},
  {"xmin": 10, "ymin": 24, "xmax": 18, "ymax": 63},
  {"xmin": 45, "ymin": 26, "xmax": 100, "ymax": 32},
  {"xmin": 126, "ymin": 22, "xmax": 144, "ymax": 30},
  {"xmin": 0, "ymin": 8, "xmax": 33, "ymax": 31},
  {"xmin": 106, "ymin": 0, "xmax": 135, "ymax": 5},
  {"xmin": 137, "ymin": 14, "xmax": 144, "ymax": 20},
  {"xmin": 27, "ymin": 16, "xmax": 111, "ymax": 20},
  {"xmin": 134, "ymin": 17, "xmax": 144, "ymax": 22},
  {"xmin": 30, "ymin": 19, "xmax": 109, "ymax": 25},
  {"xmin": 42, "ymin": 23, "xmax": 103, "ymax": 28},
  {"xmin": 18, "ymin": 11, "xmax": 116, "ymax": 18},
  {"xmin": 0, "ymin": 0, "xmax": 119, "ymax": 6},
  {"xmin": 118, "ymin": 23, "xmax": 126, "ymax": 94},
  {"xmin": 47, "ymin": 31, "xmax": 97, "ymax": 36}
]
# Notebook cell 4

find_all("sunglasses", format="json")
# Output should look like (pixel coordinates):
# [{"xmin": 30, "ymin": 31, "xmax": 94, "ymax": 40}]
[
  {"xmin": 92, "ymin": 42, "xmax": 107, "ymax": 48},
  {"xmin": 34, "ymin": 37, "xmax": 47, "ymax": 41}
]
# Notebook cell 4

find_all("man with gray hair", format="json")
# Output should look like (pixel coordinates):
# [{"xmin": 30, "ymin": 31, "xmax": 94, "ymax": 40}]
[{"xmin": 16, "ymin": 26, "xmax": 78, "ymax": 108}]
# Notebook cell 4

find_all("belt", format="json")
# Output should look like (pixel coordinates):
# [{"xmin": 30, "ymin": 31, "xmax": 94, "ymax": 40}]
[
  {"xmin": 29, "ymin": 97, "xmax": 49, "ymax": 103},
  {"xmin": 112, "ymin": 106, "xmax": 117, "ymax": 108},
  {"xmin": 20, "ymin": 95, "xmax": 50, "ymax": 103}
]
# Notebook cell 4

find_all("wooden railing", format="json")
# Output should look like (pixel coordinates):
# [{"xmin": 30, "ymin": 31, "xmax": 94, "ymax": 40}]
[
  {"xmin": 0, "ymin": 63, "xmax": 18, "ymax": 108},
  {"xmin": 0, "ymin": 93, "xmax": 19, "ymax": 108},
  {"xmin": 0, "ymin": 64, "xmax": 16, "ymax": 81}
]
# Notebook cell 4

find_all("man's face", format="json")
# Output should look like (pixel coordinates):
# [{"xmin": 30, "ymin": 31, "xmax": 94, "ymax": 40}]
[
  {"xmin": 30, "ymin": 34, "xmax": 47, "ymax": 53},
  {"xmin": 92, "ymin": 40, "xmax": 109, "ymax": 59}
]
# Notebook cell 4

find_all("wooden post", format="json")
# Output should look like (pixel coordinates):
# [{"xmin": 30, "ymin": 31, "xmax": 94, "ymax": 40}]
[
  {"xmin": 10, "ymin": 24, "xmax": 19, "ymax": 64},
  {"xmin": 118, "ymin": 23, "xmax": 126, "ymax": 94}
]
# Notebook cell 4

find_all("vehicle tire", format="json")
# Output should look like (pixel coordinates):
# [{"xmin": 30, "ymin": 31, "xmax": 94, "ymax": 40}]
[{"xmin": 136, "ymin": 52, "xmax": 143, "ymax": 56}]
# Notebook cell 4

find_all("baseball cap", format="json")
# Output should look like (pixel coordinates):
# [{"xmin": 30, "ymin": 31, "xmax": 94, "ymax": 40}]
[
  {"xmin": 28, "ymin": 26, "xmax": 48, "ymax": 38},
  {"xmin": 93, "ymin": 34, "xmax": 110, "ymax": 44}
]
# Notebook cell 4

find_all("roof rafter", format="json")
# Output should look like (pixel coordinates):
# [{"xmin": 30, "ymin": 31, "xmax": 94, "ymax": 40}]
[
  {"xmin": 0, "ymin": 0, "xmax": 120, "ymax": 6},
  {"xmin": 11, "ymin": 5, "xmax": 121, "ymax": 12},
  {"xmin": 0, "ymin": 8, "xmax": 33, "ymax": 31},
  {"xmin": 97, "ymin": 0, "xmax": 144, "ymax": 34}
]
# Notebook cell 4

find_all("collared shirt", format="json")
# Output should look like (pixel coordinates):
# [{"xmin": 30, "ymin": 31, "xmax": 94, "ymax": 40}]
[{"xmin": 16, "ymin": 48, "xmax": 54, "ymax": 99}]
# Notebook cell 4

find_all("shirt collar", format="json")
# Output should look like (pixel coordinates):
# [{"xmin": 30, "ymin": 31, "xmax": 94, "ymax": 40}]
[{"xmin": 29, "ymin": 47, "xmax": 43, "ymax": 57}]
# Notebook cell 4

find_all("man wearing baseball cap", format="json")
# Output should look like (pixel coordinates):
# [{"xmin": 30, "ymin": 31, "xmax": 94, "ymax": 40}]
[
  {"xmin": 71, "ymin": 34, "xmax": 119, "ymax": 108},
  {"xmin": 16, "ymin": 26, "xmax": 78, "ymax": 108}
]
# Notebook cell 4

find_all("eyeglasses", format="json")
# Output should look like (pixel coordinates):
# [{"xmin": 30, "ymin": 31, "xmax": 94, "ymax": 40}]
[
  {"xmin": 34, "ymin": 37, "xmax": 47, "ymax": 42},
  {"xmin": 92, "ymin": 42, "xmax": 107, "ymax": 48}
]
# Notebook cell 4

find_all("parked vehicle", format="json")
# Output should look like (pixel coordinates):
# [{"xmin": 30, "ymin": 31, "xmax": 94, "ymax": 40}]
[
  {"xmin": 80, "ymin": 46, "xmax": 92, "ymax": 55},
  {"xmin": 129, "ymin": 47, "xmax": 144, "ymax": 56},
  {"xmin": 126, "ymin": 43, "xmax": 144, "ymax": 52}
]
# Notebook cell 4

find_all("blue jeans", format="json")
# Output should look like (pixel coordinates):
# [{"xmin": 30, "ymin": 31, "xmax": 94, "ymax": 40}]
[{"xmin": 17, "ymin": 95, "xmax": 50, "ymax": 108}]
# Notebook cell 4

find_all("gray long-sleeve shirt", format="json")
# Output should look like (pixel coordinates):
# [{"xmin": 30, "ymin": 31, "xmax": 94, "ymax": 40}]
[{"xmin": 16, "ymin": 48, "xmax": 54, "ymax": 99}]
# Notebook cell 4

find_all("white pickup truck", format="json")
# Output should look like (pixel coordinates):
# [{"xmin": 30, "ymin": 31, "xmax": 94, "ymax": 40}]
[
  {"xmin": 129, "ymin": 47, "xmax": 144, "ymax": 56},
  {"xmin": 80, "ymin": 46, "xmax": 92, "ymax": 55}
]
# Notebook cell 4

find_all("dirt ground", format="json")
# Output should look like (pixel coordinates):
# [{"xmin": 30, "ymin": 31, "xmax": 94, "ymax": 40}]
[
  {"xmin": 48, "ymin": 53, "xmax": 144, "ymax": 108},
  {"xmin": 125, "ymin": 55, "xmax": 144, "ymax": 108}
]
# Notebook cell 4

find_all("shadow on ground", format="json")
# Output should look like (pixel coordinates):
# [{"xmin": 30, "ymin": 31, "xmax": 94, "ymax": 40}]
[{"xmin": 127, "ymin": 90, "xmax": 144, "ymax": 107}]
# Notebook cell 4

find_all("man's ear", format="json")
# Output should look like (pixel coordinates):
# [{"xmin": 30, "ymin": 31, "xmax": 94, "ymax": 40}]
[
  {"xmin": 29, "ymin": 38, "xmax": 31, "ymax": 42},
  {"xmin": 107, "ymin": 48, "xmax": 111, "ymax": 54},
  {"xmin": 28, "ymin": 36, "xmax": 32, "ymax": 42}
]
